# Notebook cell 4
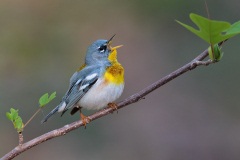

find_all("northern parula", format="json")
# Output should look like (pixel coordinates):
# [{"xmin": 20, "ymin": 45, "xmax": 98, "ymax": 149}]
[{"xmin": 41, "ymin": 35, "xmax": 124, "ymax": 126}]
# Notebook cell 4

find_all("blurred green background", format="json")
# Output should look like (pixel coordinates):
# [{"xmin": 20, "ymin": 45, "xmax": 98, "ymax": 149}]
[{"xmin": 1, "ymin": 0, "xmax": 240, "ymax": 160}]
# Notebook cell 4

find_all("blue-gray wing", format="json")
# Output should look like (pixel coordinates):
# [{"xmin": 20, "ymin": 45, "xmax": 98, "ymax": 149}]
[
  {"xmin": 41, "ymin": 66, "xmax": 100, "ymax": 123},
  {"xmin": 60, "ymin": 68, "xmax": 100, "ymax": 115}
]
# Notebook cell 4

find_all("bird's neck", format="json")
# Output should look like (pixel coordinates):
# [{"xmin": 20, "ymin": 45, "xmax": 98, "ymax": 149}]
[
  {"xmin": 108, "ymin": 49, "xmax": 118, "ymax": 64},
  {"xmin": 104, "ymin": 49, "xmax": 124, "ymax": 85}
]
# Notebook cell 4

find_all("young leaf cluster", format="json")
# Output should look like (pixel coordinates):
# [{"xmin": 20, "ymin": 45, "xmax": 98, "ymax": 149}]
[
  {"xmin": 6, "ymin": 92, "xmax": 56, "ymax": 133},
  {"xmin": 177, "ymin": 13, "xmax": 240, "ymax": 61},
  {"xmin": 6, "ymin": 108, "xmax": 24, "ymax": 133},
  {"xmin": 39, "ymin": 92, "xmax": 56, "ymax": 108}
]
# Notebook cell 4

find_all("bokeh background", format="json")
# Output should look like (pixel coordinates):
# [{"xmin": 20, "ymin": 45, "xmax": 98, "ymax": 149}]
[{"xmin": 1, "ymin": 0, "xmax": 240, "ymax": 160}]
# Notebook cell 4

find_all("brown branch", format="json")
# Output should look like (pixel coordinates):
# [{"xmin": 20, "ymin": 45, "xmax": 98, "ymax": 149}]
[
  {"xmin": 18, "ymin": 133, "xmax": 23, "ymax": 146},
  {"xmin": 1, "ymin": 47, "xmax": 212, "ymax": 160}
]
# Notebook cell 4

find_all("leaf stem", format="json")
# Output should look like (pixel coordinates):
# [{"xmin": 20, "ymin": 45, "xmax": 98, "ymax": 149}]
[{"xmin": 24, "ymin": 108, "xmax": 41, "ymax": 128}]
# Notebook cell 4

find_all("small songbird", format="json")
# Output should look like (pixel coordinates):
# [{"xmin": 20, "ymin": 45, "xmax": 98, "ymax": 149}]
[{"xmin": 41, "ymin": 35, "xmax": 124, "ymax": 126}]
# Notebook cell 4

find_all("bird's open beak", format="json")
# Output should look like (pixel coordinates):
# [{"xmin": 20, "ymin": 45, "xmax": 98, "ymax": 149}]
[
  {"xmin": 107, "ymin": 34, "xmax": 123, "ymax": 51},
  {"xmin": 107, "ymin": 34, "xmax": 116, "ymax": 44},
  {"xmin": 110, "ymin": 45, "xmax": 123, "ymax": 51}
]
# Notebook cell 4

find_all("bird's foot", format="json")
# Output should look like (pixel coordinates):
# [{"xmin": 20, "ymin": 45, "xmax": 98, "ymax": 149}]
[
  {"xmin": 108, "ymin": 102, "xmax": 118, "ymax": 113},
  {"xmin": 80, "ymin": 113, "xmax": 90, "ymax": 129}
]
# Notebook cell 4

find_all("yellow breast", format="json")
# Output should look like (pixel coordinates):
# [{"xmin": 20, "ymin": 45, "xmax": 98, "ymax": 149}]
[
  {"xmin": 104, "ymin": 63, "xmax": 124, "ymax": 85},
  {"xmin": 104, "ymin": 49, "xmax": 124, "ymax": 85}
]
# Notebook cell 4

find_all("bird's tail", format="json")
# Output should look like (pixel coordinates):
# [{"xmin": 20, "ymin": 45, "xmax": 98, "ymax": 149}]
[{"xmin": 41, "ymin": 106, "xmax": 59, "ymax": 124}]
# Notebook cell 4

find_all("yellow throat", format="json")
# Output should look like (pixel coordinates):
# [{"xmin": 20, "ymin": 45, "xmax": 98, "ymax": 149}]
[{"xmin": 104, "ymin": 48, "xmax": 124, "ymax": 85}]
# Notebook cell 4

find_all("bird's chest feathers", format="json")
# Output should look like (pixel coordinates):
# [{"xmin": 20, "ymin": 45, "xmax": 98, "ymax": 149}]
[
  {"xmin": 79, "ymin": 77, "xmax": 124, "ymax": 110},
  {"xmin": 104, "ymin": 63, "xmax": 124, "ymax": 85}
]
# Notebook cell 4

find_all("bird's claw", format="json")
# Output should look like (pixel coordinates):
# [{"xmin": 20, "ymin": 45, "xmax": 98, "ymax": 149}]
[
  {"xmin": 80, "ymin": 113, "xmax": 90, "ymax": 129},
  {"xmin": 108, "ymin": 102, "xmax": 118, "ymax": 113}
]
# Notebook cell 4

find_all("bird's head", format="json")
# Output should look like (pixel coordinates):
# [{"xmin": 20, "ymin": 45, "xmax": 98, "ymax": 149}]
[{"xmin": 85, "ymin": 35, "xmax": 122, "ymax": 65}]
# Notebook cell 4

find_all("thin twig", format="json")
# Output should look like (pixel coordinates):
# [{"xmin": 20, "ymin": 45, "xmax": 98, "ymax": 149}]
[
  {"xmin": 18, "ymin": 132, "xmax": 23, "ymax": 146},
  {"xmin": 1, "ymin": 47, "xmax": 216, "ymax": 160},
  {"xmin": 191, "ymin": 60, "xmax": 216, "ymax": 67},
  {"xmin": 24, "ymin": 108, "xmax": 41, "ymax": 128}
]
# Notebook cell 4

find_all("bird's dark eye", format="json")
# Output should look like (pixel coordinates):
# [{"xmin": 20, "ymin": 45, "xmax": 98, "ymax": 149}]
[{"xmin": 98, "ymin": 45, "xmax": 107, "ymax": 53}]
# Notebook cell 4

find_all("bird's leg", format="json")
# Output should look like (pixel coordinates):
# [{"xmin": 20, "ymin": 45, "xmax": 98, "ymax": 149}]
[
  {"xmin": 108, "ymin": 102, "xmax": 118, "ymax": 113},
  {"xmin": 79, "ymin": 109, "xmax": 90, "ymax": 129}
]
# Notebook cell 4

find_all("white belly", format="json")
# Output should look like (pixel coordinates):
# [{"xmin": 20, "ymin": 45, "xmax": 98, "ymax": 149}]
[{"xmin": 78, "ymin": 78, "xmax": 124, "ymax": 110}]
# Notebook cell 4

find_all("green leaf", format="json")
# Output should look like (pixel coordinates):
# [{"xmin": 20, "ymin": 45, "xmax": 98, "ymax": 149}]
[
  {"xmin": 6, "ymin": 112, "xmax": 13, "ymax": 121},
  {"xmin": 6, "ymin": 108, "xmax": 24, "ymax": 133},
  {"xmin": 49, "ymin": 92, "xmax": 56, "ymax": 102},
  {"xmin": 11, "ymin": 108, "xmax": 18, "ymax": 120},
  {"xmin": 208, "ymin": 44, "xmax": 224, "ymax": 61},
  {"xmin": 176, "ymin": 13, "xmax": 239, "ymax": 44},
  {"xmin": 15, "ymin": 117, "xmax": 24, "ymax": 132},
  {"xmin": 39, "ymin": 92, "xmax": 56, "ymax": 108},
  {"xmin": 39, "ymin": 93, "xmax": 49, "ymax": 107},
  {"xmin": 225, "ymin": 21, "xmax": 240, "ymax": 35}
]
